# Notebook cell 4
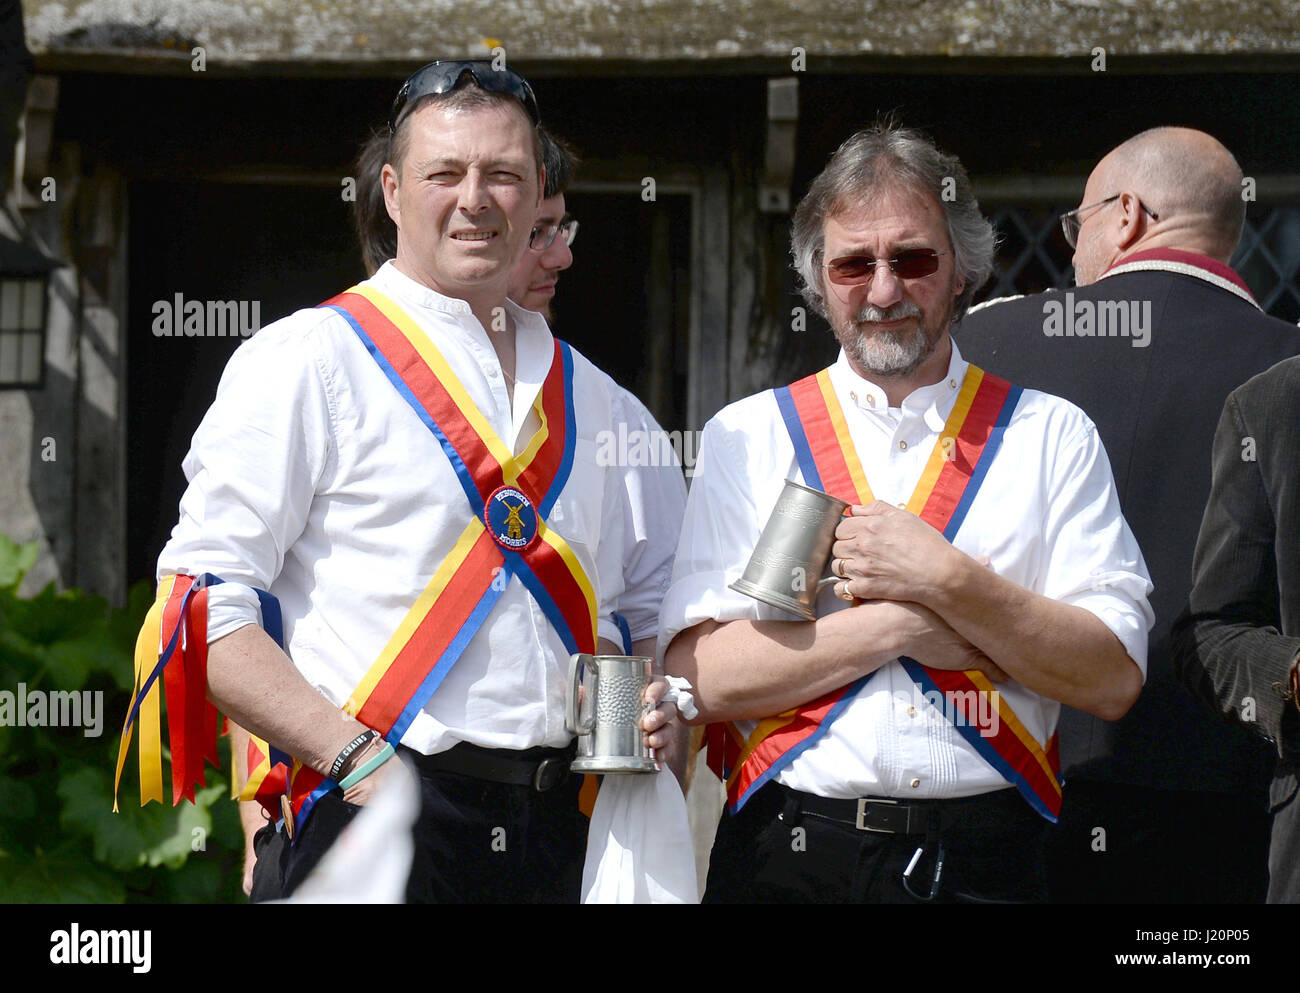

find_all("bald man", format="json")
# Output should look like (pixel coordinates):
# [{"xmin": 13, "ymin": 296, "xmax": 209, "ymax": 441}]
[{"xmin": 958, "ymin": 127, "xmax": 1300, "ymax": 903}]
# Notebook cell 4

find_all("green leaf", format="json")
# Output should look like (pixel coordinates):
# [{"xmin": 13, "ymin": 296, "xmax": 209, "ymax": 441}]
[
  {"xmin": 0, "ymin": 536, "xmax": 39, "ymax": 592},
  {"xmin": 8, "ymin": 583, "xmax": 109, "ymax": 647},
  {"xmin": 58, "ymin": 766, "xmax": 233, "ymax": 874},
  {"xmin": 58, "ymin": 767, "xmax": 153, "ymax": 870},
  {"xmin": 0, "ymin": 847, "xmax": 126, "ymax": 903},
  {"xmin": 0, "ymin": 779, "xmax": 37, "ymax": 822},
  {"xmin": 141, "ymin": 783, "xmax": 220, "ymax": 869},
  {"xmin": 44, "ymin": 636, "xmax": 116, "ymax": 691}
]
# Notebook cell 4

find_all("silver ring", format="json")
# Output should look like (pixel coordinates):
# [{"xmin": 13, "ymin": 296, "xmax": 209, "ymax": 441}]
[{"xmin": 833, "ymin": 557, "xmax": 845, "ymax": 579}]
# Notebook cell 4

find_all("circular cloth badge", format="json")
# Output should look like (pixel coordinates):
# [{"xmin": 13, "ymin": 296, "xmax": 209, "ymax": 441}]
[{"xmin": 484, "ymin": 485, "xmax": 540, "ymax": 551}]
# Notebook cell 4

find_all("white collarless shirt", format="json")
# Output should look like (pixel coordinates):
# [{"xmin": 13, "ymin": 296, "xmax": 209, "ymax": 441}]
[
  {"xmin": 603, "ymin": 381, "xmax": 688, "ymax": 644},
  {"xmin": 159, "ymin": 262, "xmax": 627, "ymax": 754},
  {"xmin": 660, "ymin": 340, "xmax": 1153, "ymax": 800}
]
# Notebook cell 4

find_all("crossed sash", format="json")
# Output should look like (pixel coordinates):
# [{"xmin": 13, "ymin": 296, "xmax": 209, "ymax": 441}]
[
  {"xmin": 116, "ymin": 285, "xmax": 598, "ymax": 836},
  {"xmin": 706, "ymin": 364, "xmax": 1063, "ymax": 822}
]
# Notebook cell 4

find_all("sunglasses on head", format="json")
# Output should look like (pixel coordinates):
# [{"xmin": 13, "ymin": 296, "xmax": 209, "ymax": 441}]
[
  {"xmin": 823, "ymin": 249, "xmax": 950, "ymax": 286},
  {"xmin": 389, "ymin": 60, "xmax": 540, "ymax": 133}
]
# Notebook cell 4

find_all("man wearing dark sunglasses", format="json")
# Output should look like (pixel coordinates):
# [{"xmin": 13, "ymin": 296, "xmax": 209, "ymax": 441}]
[
  {"xmin": 959, "ymin": 127, "xmax": 1300, "ymax": 904},
  {"xmin": 137, "ymin": 61, "xmax": 681, "ymax": 903},
  {"xmin": 662, "ymin": 123, "xmax": 1152, "ymax": 903}
]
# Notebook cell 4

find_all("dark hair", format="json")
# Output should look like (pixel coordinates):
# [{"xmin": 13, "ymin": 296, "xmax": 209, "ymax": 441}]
[
  {"xmin": 791, "ymin": 122, "xmax": 996, "ymax": 322},
  {"xmin": 540, "ymin": 128, "xmax": 580, "ymax": 200},
  {"xmin": 353, "ymin": 124, "xmax": 578, "ymax": 276},
  {"xmin": 354, "ymin": 130, "xmax": 396, "ymax": 276}
]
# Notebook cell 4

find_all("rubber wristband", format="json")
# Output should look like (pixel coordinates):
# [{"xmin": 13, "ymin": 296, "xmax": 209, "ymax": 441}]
[
  {"xmin": 338, "ymin": 742, "xmax": 395, "ymax": 790},
  {"xmin": 330, "ymin": 729, "xmax": 379, "ymax": 780}
]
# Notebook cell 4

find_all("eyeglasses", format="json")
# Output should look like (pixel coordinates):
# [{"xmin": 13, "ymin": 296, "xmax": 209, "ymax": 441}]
[
  {"xmin": 1059, "ymin": 195, "xmax": 1159, "ymax": 248},
  {"xmin": 529, "ymin": 214, "xmax": 578, "ymax": 251},
  {"xmin": 822, "ymin": 249, "xmax": 950, "ymax": 286},
  {"xmin": 389, "ymin": 60, "xmax": 540, "ymax": 133}
]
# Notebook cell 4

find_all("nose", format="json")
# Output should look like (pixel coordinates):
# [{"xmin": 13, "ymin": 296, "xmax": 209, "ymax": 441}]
[
  {"xmin": 865, "ymin": 259, "xmax": 904, "ymax": 310},
  {"xmin": 459, "ymin": 169, "xmax": 490, "ymax": 215},
  {"xmin": 540, "ymin": 236, "xmax": 573, "ymax": 273}
]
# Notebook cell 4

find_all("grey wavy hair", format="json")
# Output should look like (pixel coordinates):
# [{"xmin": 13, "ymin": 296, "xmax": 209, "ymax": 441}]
[{"xmin": 791, "ymin": 123, "xmax": 996, "ymax": 322}]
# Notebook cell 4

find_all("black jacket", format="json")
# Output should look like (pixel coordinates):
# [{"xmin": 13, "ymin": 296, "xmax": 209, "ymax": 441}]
[
  {"xmin": 957, "ymin": 262, "xmax": 1300, "ymax": 793},
  {"xmin": 1172, "ymin": 356, "xmax": 1300, "ymax": 899}
]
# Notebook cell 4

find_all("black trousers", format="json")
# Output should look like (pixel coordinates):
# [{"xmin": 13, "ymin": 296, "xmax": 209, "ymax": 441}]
[
  {"xmin": 703, "ymin": 782, "xmax": 1048, "ymax": 904},
  {"xmin": 249, "ymin": 750, "xmax": 588, "ymax": 903}
]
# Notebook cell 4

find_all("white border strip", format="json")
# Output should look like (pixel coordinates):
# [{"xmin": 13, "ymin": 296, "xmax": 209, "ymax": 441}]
[{"xmin": 1101, "ymin": 260, "xmax": 1261, "ymax": 311}]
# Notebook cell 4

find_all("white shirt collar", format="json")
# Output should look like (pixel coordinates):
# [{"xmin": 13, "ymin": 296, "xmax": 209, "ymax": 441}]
[
  {"xmin": 828, "ymin": 336, "xmax": 969, "ymax": 432},
  {"xmin": 368, "ymin": 261, "xmax": 555, "ymax": 386}
]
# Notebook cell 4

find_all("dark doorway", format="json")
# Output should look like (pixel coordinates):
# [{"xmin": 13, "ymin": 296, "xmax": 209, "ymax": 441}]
[
  {"xmin": 126, "ymin": 182, "xmax": 692, "ymax": 587},
  {"xmin": 126, "ymin": 180, "xmax": 363, "ymax": 588},
  {"xmin": 550, "ymin": 190, "xmax": 692, "ymax": 434}
]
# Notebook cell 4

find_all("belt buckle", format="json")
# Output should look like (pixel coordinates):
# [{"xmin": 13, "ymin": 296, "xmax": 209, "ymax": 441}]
[
  {"xmin": 532, "ymin": 757, "xmax": 569, "ymax": 792},
  {"xmin": 855, "ymin": 797, "xmax": 905, "ymax": 833}
]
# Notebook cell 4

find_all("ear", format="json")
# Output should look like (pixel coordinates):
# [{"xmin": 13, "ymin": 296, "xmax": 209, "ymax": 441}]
[
  {"xmin": 1114, "ymin": 191, "xmax": 1144, "ymax": 251},
  {"xmin": 536, "ymin": 165, "xmax": 546, "ymax": 206},
  {"xmin": 381, "ymin": 161, "xmax": 401, "ymax": 228}
]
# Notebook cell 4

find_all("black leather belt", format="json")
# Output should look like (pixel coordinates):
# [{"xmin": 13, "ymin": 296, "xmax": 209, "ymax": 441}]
[
  {"xmin": 777, "ymin": 783, "xmax": 1024, "ymax": 835},
  {"xmin": 408, "ymin": 741, "xmax": 575, "ymax": 792}
]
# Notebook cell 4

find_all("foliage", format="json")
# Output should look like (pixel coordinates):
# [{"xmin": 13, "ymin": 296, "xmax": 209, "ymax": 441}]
[{"xmin": 0, "ymin": 536, "xmax": 245, "ymax": 903}]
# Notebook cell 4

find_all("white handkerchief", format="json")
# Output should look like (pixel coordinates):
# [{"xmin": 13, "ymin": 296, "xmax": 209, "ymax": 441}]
[{"xmin": 581, "ymin": 770, "xmax": 699, "ymax": 904}]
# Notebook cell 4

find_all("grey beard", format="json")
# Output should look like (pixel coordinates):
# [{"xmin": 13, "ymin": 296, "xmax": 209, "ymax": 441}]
[{"xmin": 837, "ymin": 302, "xmax": 931, "ymax": 377}]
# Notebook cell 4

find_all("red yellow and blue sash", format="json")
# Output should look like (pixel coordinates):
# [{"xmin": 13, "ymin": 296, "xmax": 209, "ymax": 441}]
[
  {"xmin": 276, "ymin": 285, "xmax": 600, "ymax": 835},
  {"xmin": 118, "ymin": 285, "xmax": 598, "ymax": 835},
  {"xmin": 707, "ymin": 364, "xmax": 1063, "ymax": 821}
]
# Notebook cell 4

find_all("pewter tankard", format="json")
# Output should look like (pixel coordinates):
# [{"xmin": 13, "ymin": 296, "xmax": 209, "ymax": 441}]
[
  {"xmin": 566, "ymin": 654, "xmax": 658, "ymax": 773},
  {"xmin": 729, "ymin": 478, "xmax": 850, "ymax": 620}
]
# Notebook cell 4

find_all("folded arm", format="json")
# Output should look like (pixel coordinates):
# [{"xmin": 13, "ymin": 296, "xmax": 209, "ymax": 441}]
[{"xmin": 666, "ymin": 599, "xmax": 1002, "ymax": 725}]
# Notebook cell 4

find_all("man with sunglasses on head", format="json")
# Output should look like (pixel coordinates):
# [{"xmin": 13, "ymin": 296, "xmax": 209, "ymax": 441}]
[
  {"xmin": 661, "ymin": 123, "xmax": 1153, "ymax": 903},
  {"xmin": 348, "ymin": 121, "xmax": 686, "ymax": 757},
  {"xmin": 127, "ymin": 61, "xmax": 679, "ymax": 903},
  {"xmin": 958, "ymin": 127, "xmax": 1300, "ymax": 903}
]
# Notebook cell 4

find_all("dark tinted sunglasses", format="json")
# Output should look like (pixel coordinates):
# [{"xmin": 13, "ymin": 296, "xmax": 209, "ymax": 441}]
[
  {"xmin": 823, "ymin": 249, "xmax": 950, "ymax": 285},
  {"xmin": 389, "ymin": 60, "xmax": 540, "ymax": 133}
]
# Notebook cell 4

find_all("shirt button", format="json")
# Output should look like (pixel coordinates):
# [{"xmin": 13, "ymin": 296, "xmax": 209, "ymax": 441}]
[
  {"xmin": 898, "ymin": 440, "xmax": 908, "ymax": 451},
  {"xmin": 896, "ymin": 501, "xmax": 906, "ymax": 509},
  {"xmin": 866, "ymin": 394, "xmax": 875, "ymax": 405},
  {"xmin": 850, "ymin": 391, "xmax": 857, "ymax": 403},
  {"xmin": 948, "ymin": 379, "xmax": 957, "ymax": 389},
  {"xmin": 487, "ymin": 366, "xmax": 500, "ymax": 378},
  {"xmin": 907, "ymin": 705, "xmax": 917, "ymax": 717},
  {"xmin": 910, "ymin": 778, "xmax": 921, "ymax": 789}
]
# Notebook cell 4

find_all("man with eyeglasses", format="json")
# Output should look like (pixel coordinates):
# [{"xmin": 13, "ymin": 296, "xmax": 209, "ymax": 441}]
[
  {"xmin": 660, "ymin": 123, "xmax": 1152, "ymax": 903},
  {"xmin": 121, "ymin": 61, "xmax": 680, "ymax": 903},
  {"xmin": 504, "ymin": 132, "xmax": 688, "ymax": 699},
  {"xmin": 958, "ymin": 127, "xmax": 1300, "ymax": 903}
]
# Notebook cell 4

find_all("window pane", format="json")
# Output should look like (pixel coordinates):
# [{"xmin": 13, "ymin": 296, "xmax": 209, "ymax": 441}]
[
  {"xmin": 0, "ymin": 281, "xmax": 19, "ymax": 330},
  {"xmin": 0, "ymin": 330, "xmax": 18, "ymax": 382},
  {"xmin": 21, "ymin": 279, "xmax": 44, "ymax": 331},
  {"xmin": 19, "ymin": 332, "xmax": 41, "ymax": 383}
]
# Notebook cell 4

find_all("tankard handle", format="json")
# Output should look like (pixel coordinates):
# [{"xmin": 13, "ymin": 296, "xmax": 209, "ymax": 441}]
[{"xmin": 566, "ymin": 653, "xmax": 596, "ymax": 735}]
